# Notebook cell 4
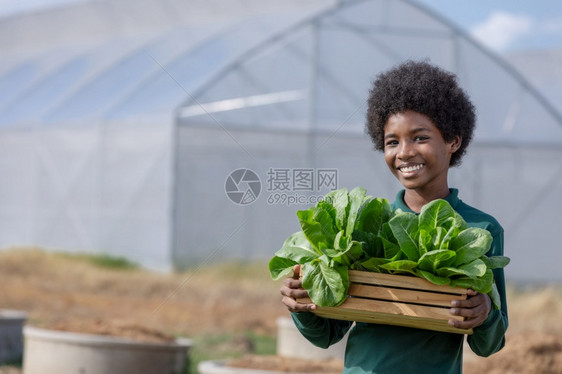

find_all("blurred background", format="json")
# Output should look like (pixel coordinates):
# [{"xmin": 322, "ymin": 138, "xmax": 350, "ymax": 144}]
[
  {"xmin": 0, "ymin": 0, "xmax": 561, "ymax": 280},
  {"xmin": 0, "ymin": 0, "xmax": 561, "ymax": 373}
]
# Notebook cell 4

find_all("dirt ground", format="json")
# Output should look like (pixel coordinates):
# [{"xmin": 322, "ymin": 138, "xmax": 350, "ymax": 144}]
[{"xmin": 1, "ymin": 249, "xmax": 561, "ymax": 373}]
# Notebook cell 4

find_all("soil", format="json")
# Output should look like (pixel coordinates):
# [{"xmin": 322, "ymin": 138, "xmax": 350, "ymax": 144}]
[
  {"xmin": 463, "ymin": 331, "xmax": 562, "ymax": 374},
  {"xmin": 228, "ymin": 332, "xmax": 562, "ymax": 374},
  {"xmin": 43, "ymin": 319, "xmax": 176, "ymax": 343},
  {"xmin": 0, "ymin": 249, "xmax": 283, "ymax": 343},
  {"xmin": 228, "ymin": 355, "xmax": 344, "ymax": 373},
  {"xmin": 1, "ymin": 249, "xmax": 562, "ymax": 373}
]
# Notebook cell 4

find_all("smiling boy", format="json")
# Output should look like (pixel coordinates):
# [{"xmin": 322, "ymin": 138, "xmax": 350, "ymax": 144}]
[{"xmin": 280, "ymin": 61, "xmax": 508, "ymax": 373}]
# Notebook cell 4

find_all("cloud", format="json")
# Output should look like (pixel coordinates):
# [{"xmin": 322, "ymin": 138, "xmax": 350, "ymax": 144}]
[{"xmin": 470, "ymin": 11, "xmax": 534, "ymax": 52}]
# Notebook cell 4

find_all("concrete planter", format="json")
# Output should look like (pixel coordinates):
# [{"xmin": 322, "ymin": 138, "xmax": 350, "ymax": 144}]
[
  {"xmin": 198, "ymin": 360, "xmax": 286, "ymax": 374},
  {"xmin": 22, "ymin": 326, "xmax": 192, "ymax": 374},
  {"xmin": 276, "ymin": 317, "xmax": 347, "ymax": 359},
  {"xmin": 197, "ymin": 317, "xmax": 348, "ymax": 374},
  {"xmin": 0, "ymin": 310, "xmax": 27, "ymax": 364},
  {"xmin": 198, "ymin": 360, "xmax": 332, "ymax": 374}
]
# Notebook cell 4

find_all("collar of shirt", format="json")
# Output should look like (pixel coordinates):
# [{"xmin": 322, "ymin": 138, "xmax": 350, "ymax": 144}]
[{"xmin": 393, "ymin": 188, "xmax": 460, "ymax": 213}]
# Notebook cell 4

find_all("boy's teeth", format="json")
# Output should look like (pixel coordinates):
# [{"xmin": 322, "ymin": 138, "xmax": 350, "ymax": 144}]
[{"xmin": 401, "ymin": 164, "xmax": 423, "ymax": 172}]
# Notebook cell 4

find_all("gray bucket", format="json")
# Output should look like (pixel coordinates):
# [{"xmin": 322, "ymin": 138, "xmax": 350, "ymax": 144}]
[
  {"xmin": 23, "ymin": 326, "xmax": 192, "ymax": 374},
  {"xmin": 0, "ymin": 310, "xmax": 27, "ymax": 364}
]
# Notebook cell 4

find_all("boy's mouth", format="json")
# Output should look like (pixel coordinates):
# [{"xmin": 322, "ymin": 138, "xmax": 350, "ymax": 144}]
[{"xmin": 398, "ymin": 163, "xmax": 424, "ymax": 174}]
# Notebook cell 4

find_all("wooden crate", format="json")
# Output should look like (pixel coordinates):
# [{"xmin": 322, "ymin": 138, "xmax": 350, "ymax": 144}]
[{"xmin": 298, "ymin": 270, "xmax": 472, "ymax": 334}]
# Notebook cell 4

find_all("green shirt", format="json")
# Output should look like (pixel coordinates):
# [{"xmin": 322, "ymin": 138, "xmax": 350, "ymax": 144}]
[{"xmin": 292, "ymin": 189, "xmax": 508, "ymax": 374}]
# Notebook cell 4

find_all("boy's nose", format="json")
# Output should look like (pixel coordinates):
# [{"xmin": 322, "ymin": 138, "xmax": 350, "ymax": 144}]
[{"xmin": 398, "ymin": 142, "xmax": 416, "ymax": 159}]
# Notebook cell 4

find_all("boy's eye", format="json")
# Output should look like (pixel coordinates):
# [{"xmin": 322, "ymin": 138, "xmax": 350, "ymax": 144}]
[
  {"xmin": 415, "ymin": 136, "xmax": 428, "ymax": 141},
  {"xmin": 385, "ymin": 140, "xmax": 398, "ymax": 147}
]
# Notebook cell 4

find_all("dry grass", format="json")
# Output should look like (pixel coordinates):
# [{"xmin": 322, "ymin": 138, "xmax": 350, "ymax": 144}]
[
  {"xmin": 462, "ymin": 284, "xmax": 562, "ymax": 373},
  {"xmin": 1, "ymin": 248, "xmax": 561, "ymax": 373},
  {"xmin": 506, "ymin": 284, "xmax": 562, "ymax": 336},
  {"xmin": 0, "ymin": 248, "xmax": 285, "ymax": 341}
]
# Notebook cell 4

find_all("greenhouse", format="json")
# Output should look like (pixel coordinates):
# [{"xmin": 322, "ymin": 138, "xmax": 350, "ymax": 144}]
[{"xmin": 0, "ymin": 0, "xmax": 560, "ymax": 282}]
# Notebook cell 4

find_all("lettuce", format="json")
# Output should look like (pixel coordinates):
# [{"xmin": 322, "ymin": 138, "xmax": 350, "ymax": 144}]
[
  {"xmin": 269, "ymin": 187, "xmax": 370, "ymax": 306},
  {"xmin": 379, "ymin": 199, "xmax": 509, "ymax": 309},
  {"xmin": 269, "ymin": 188, "xmax": 510, "ymax": 309}
]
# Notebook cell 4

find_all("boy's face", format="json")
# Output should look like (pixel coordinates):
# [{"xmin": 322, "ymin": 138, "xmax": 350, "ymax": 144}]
[{"xmin": 383, "ymin": 111, "xmax": 460, "ymax": 194}]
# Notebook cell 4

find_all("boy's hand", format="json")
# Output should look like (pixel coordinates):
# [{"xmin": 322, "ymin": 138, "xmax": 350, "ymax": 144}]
[
  {"xmin": 280, "ymin": 265, "xmax": 317, "ymax": 313},
  {"xmin": 448, "ymin": 289, "xmax": 492, "ymax": 329}
]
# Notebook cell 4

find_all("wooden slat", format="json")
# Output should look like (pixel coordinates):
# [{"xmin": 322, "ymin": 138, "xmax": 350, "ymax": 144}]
[
  {"xmin": 312, "ymin": 305, "xmax": 473, "ymax": 335},
  {"xmin": 348, "ymin": 270, "xmax": 467, "ymax": 295},
  {"xmin": 299, "ymin": 297, "xmax": 461, "ymax": 321},
  {"xmin": 297, "ymin": 297, "xmax": 472, "ymax": 335},
  {"xmin": 342, "ymin": 297, "xmax": 460, "ymax": 320},
  {"xmin": 348, "ymin": 284, "xmax": 466, "ymax": 307},
  {"xmin": 295, "ymin": 270, "xmax": 472, "ymax": 334}
]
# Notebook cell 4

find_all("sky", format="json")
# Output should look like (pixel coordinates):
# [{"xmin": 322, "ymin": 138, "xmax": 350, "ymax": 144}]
[
  {"xmin": 416, "ymin": 0, "xmax": 562, "ymax": 52},
  {"xmin": 0, "ymin": 0, "xmax": 561, "ymax": 53}
]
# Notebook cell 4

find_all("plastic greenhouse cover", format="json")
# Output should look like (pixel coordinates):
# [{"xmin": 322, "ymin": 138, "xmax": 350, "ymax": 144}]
[
  {"xmin": 176, "ymin": 0, "xmax": 562, "ymax": 144},
  {"xmin": 0, "ymin": 47, "xmax": 89, "ymax": 116},
  {"xmin": 0, "ymin": 39, "xmax": 145, "ymax": 126},
  {"xmin": 103, "ymin": 13, "xmax": 310, "ymax": 121},
  {"xmin": 43, "ymin": 25, "xmax": 221, "ymax": 124},
  {"xmin": 0, "ymin": 56, "xmax": 91, "ymax": 125}
]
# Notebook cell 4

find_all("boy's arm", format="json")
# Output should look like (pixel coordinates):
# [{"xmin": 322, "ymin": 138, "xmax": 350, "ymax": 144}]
[
  {"xmin": 467, "ymin": 230, "xmax": 509, "ymax": 356},
  {"xmin": 466, "ymin": 266, "xmax": 508, "ymax": 356},
  {"xmin": 291, "ymin": 312, "xmax": 353, "ymax": 349}
]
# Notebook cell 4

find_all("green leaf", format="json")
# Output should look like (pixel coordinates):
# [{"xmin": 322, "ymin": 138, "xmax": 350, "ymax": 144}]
[
  {"xmin": 380, "ymin": 260, "xmax": 418, "ymax": 275},
  {"xmin": 415, "ymin": 269, "xmax": 451, "ymax": 285},
  {"xmin": 381, "ymin": 222, "xmax": 400, "ymax": 259},
  {"xmin": 431, "ymin": 227, "xmax": 447, "ymax": 250},
  {"xmin": 326, "ymin": 188, "xmax": 349, "ymax": 232},
  {"xmin": 358, "ymin": 257, "xmax": 391, "ymax": 273},
  {"xmin": 439, "ymin": 215, "xmax": 466, "ymax": 248},
  {"xmin": 269, "ymin": 256, "xmax": 298, "ymax": 280},
  {"xmin": 316, "ymin": 200, "xmax": 337, "ymax": 227},
  {"xmin": 418, "ymin": 229, "xmax": 433, "ymax": 255},
  {"xmin": 418, "ymin": 249, "xmax": 456, "ymax": 273},
  {"xmin": 322, "ymin": 248, "xmax": 341, "ymax": 258},
  {"xmin": 302, "ymin": 258, "xmax": 349, "ymax": 307},
  {"xmin": 274, "ymin": 231, "xmax": 320, "ymax": 262},
  {"xmin": 346, "ymin": 187, "xmax": 370, "ymax": 235},
  {"xmin": 484, "ymin": 256, "xmax": 511, "ymax": 269},
  {"xmin": 382, "ymin": 237, "xmax": 401, "ymax": 259},
  {"xmin": 340, "ymin": 241, "xmax": 365, "ymax": 267},
  {"xmin": 419, "ymin": 199, "xmax": 456, "ymax": 231},
  {"xmin": 450, "ymin": 227, "xmax": 493, "ymax": 265},
  {"xmin": 489, "ymin": 282, "xmax": 502, "ymax": 310},
  {"xmin": 355, "ymin": 197, "xmax": 392, "ymax": 235},
  {"xmin": 352, "ymin": 230, "xmax": 383, "ymax": 258},
  {"xmin": 453, "ymin": 212, "xmax": 468, "ymax": 231},
  {"xmin": 388, "ymin": 212, "xmax": 420, "ymax": 261},
  {"xmin": 332, "ymin": 233, "xmax": 364, "ymax": 267},
  {"xmin": 439, "ymin": 258, "xmax": 487, "ymax": 279},
  {"xmin": 436, "ymin": 266, "xmax": 467, "ymax": 278},
  {"xmin": 333, "ymin": 230, "xmax": 348, "ymax": 251},
  {"xmin": 458, "ymin": 258, "xmax": 487, "ymax": 278},
  {"xmin": 297, "ymin": 207, "xmax": 336, "ymax": 251},
  {"xmin": 450, "ymin": 269, "xmax": 494, "ymax": 294}
]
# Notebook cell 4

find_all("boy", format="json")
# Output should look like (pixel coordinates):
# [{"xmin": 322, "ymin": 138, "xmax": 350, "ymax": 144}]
[{"xmin": 280, "ymin": 61, "xmax": 508, "ymax": 373}]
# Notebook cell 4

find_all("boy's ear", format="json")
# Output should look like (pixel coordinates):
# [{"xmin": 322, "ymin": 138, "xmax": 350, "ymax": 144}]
[{"xmin": 449, "ymin": 136, "xmax": 462, "ymax": 153}]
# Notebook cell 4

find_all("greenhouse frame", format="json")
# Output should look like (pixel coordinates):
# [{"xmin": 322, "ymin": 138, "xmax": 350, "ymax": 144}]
[{"xmin": 0, "ymin": 0, "xmax": 561, "ymax": 282}]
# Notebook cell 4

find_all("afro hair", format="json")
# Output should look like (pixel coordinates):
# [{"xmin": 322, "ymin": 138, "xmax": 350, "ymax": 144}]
[{"xmin": 365, "ymin": 60, "xmax": 475, "ymax": 167}]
